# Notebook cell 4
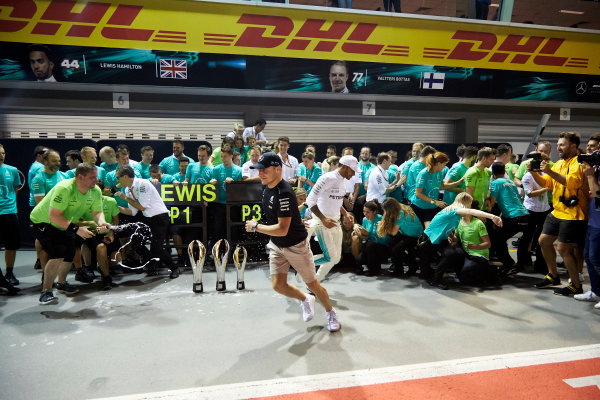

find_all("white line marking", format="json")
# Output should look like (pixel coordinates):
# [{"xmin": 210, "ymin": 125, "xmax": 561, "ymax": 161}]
[
  {"xmin": 87, "ymin": 344, "xmax": 600, "ymax": 400},
  {"xmin": 564, "ymin": 374, "xmax": 600, "ymax": 390}
]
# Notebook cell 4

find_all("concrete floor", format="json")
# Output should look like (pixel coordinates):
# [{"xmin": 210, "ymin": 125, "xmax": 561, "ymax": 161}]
[{"xmin": 1, "ymin": 250, "xmax": 599, "ymax": 400}]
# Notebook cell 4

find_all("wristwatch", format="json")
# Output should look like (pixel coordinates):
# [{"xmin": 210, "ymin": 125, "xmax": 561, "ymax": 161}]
[{"xmin": 251, "ymin": 221, "xmax": 258, "ymax": 232}]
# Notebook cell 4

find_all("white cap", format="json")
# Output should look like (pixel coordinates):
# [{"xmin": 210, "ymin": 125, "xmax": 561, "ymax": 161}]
[{"xmin": 339, "ymin": 155, "xmax": 360, "ymax": 174}]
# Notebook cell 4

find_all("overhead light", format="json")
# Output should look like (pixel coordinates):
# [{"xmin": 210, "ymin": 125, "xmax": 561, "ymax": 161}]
[{"xmin": 560, "ymin": 10, "xmax": 584, "ymax": 15}]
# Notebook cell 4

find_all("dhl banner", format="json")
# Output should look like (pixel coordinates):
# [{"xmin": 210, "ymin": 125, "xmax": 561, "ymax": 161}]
[{"xmin": 1, "ymin": 0, "xmax": 599, "ymax": 76}]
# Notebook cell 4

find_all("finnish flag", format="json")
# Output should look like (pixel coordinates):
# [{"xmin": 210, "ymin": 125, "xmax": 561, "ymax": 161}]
[{"xmin": 422, "ymin": 72, "xmax": 445, "ymax": 89}]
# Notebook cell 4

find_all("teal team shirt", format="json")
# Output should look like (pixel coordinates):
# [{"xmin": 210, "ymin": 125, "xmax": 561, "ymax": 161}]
[
  {"xmin": 159, "ymin": 155, "xmax": 195, "ymax": 176},
  {"xmin": 358, "ymin": 162, "xmax": 376, "ymax": 196},
  {"xmin": 489, "ymin": 177, "xmax": 528, "ymax": 218},
  {"xmin": 406, "ymin": 160, "xmax": 427, "ymax": 204},
  {"xmin": 401, "ymin": 159, "xmax": 415, "ymax": 176},
  {"xmin": 0, "ymin": 164, "xmax": 22, "ymax": 215},
  {"xmin": 172, "ymin": 172, "xmax": 186, "ymax": 182},
  {"xmin": 362, "ymin": 214, "xmax": 388, "ymax": 244},
  {"xmin": 31, "ymin": 171, "xmax": 66, "ymax": 200},
  {"xmin": 28, "ymin": 161, "xmax": 44, "ymax": 206},
  {"xmin": 298, "ymin": 164, "xmax": 322, "ymax": 195},
  {"xmin": 442, "ymin": 162, "xmax": 468, "ymax": 204},
  {"xmin": 424, "ymin": 208, "xmax": 461, "ymax": 244},
  {"xmin": 100, "ymin": 162, "xmax": 118, "ymax": 173},
  {"xmin": 65, "ymin": 166, "xmax": 106, "ymax": 182},
  {"xmin": 387, "ymin": 168, "xmax": 403, "ymax": 202},
  {"xmin": 396, "ymin": 210, "xmax": 423, "ymax": 238},
  {"xmin": 134, "ymin": 162, "xmax": 151, "ymax": 180},
  {"xmin": 412, "ymin": 169, "xmax": 442, "ymax": 209},
  {"xmin": 186, "ymin": 163, "xmax": 213, "ymax": 184},
  {"xmin": 159, "ymin": 174, "xmax": 176, "ymax": 184},
  {"xmin": 211, "ymin": 164, "xmax": 242, "ymax": 204}
]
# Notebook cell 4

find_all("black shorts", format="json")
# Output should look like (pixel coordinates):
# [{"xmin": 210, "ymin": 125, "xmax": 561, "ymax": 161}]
[
  {"xmin": 0, "ymin": 214, "xmax": 20, "ymax": 250},
  {"xmin": 83, "ymin": 235, "xmax": 120, "ymax": 255},
  {"xmin": 410, "ymin": 204, "xmax": 441, "ymax": 225},
  {"xmin": 542, "ymin": 214, "xmax": 587, "ymax": 246},
  {"xmin": 32, "ymin": 223, "xmax": 77, "ymax": 262}
]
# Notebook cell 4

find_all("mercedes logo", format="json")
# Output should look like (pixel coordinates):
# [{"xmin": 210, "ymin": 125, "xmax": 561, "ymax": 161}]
[{"xmin": 575, "ymin": 81, "xmax": 587, "ymax": 95}]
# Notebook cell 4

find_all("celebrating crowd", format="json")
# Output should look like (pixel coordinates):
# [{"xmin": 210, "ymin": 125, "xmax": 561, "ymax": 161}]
[{"xmin": 0, "ymin": 127, "xmax": 599, "ymax": 312}]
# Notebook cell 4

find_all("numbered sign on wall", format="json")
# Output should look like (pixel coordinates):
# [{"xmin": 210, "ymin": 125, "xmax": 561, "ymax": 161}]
[
  {"xmin": 363, "ymin": 101, "xmax": 376, "ymax": 116},
  {"xmin": 113, "ymin": 93, "xmax": 130, "ymax": 109}
]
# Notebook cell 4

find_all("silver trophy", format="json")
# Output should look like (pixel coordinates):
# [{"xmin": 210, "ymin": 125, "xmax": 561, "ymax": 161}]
[
  {"xmin": 188, "ymin": 240, "xmax": 206, "ymax": 293},
  {"xmin": 233, "ymin": 245, "xmax": 248, "ymax": 290},
  {"xmin": 212, "ymin": 239, "xmax": 230, "ymax": 292}
]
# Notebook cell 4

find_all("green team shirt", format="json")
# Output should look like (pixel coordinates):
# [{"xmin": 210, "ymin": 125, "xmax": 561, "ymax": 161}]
[
  {"xmin": 406, "ymin": 160, "xmax": 427, "ymax": 204},
  {"xmin": 81, "ymin": 196, "xmax": 119, "ymax": 228},
  {"xmin": 464, "ymin": 166, "xmax": 491, "ymax": 210},
  {"xmin": 424, "ymin": 208, "xmax": 461, "ymax": 244},
  {"xmin": 363, "ymin": 214, "xmax": 388, "ymax": 244},
  {"xmin": 456, "ymin": 218, "xmax": 489, "ymax": 259},
  {"xmin": 358, "ymin": 162, "xmax": 376, "ymax": 196},
  {"xmin": 211, "ymin": 147, "xmax": 223, "ymax": 167},
  {"xmin": 186, "ymin": 163, "xmax": 213, "ymax": 184},
  {"xmin": 505, "ymin": 163, "xmax": 518, "ymax": 181},
  {"xmin": 30, "ymin": 178, "xmax": 102, "ymax": 229},
  {"xmin": 489, "ymin": 177, "xmax": 528, "ymax": 218},
  {"xmin": 442, "ymin": 162, "xmax": 468, "ymax": 204},
  {"xmin": 396, "ymin": 211, "xmax": 423, "ymax": 238}
]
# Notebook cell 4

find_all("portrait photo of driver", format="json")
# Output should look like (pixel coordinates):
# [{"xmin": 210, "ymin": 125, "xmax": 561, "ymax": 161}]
[
  {"xmin": 329, "ymin": 60, "xmax": 350, "ymax": 94},
  {"xmin": 28, "ymin": 44, "xmax": 57, "ymax": 82}
]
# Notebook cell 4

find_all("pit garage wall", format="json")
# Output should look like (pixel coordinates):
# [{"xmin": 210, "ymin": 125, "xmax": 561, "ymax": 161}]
[{"xmin": 2, "ymin": 82, "xmax": 600, "ymax": 155}]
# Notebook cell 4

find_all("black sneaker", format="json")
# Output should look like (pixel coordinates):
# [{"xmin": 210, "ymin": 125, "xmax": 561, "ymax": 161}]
[
  {"xmin": 39, "ymin": 291, "xmax": 58, "ymax": 304},
  {"xmin": 34, "ymin": 259, "xmax": 42, "ymax": 270},
  {"xmin": 169, "ymin": 266, "xmax": 180, "ymax": 279},
  {"xmin": 0, "ymin": 284, "xmax": 20, "ymax": 296},
  {"xmin": 534, "ymin": 274, "xmax": 561, "ymax": 288},
  {"xmin": 101, "ymin": 275, "xmax": 118, "ymax": 291},
  {"xmin": 428, "ymin": 279, "xmax": 448, "ymax": 290},
  {"xmin": 56, "ymin": 281, "xmax": 79, "ymax": 295},
  {"xmin": 75, "ymin": 269, "xmax": 94, "ymax": 284},
  {"xmin": 5, "ymin": 272, "xmax": 19, "ymax": 286},
  {"xmin": 553, "ymin": 283, "xmax": 583, "ymax": 296},
  {"xmin": 85, "ymin": 266, "xmax": 97, "ymax": 280}
]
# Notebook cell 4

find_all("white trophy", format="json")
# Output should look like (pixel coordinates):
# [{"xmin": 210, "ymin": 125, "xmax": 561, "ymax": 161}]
[
  {"xmin": 188, "ymin": 240, "xmax": 206, "ymax": 293},
  {"xmin": 233, "ymin": 245, "xmax": 248, "ymax": 290},
  {"xmin": 212, "ymin": 239, "xmax": 230, "ymax": 292}
]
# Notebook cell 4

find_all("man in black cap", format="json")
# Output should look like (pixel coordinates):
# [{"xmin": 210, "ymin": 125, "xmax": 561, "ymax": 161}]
[{"xmin": 245, "ymin": 152, "xmax": 341, "ymax": 332}]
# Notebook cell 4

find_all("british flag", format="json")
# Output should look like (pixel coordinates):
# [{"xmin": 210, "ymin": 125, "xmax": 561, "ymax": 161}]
[{"xmin": 159, "ymin": 59, "xmax": 187, "ymax": 79}]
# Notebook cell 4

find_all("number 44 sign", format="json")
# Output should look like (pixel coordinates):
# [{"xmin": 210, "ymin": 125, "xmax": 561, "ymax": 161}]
[{"xmin": 363, "ymin": 101, "xmax": 376, "ymax": 116}]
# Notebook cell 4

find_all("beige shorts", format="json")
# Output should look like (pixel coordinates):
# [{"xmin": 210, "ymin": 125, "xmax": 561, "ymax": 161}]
[{"xmin": 267, "ymin": 238, "xmax": 317, "ymax": 283}]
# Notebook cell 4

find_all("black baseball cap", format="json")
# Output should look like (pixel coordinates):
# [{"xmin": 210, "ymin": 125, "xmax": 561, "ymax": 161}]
[{"xmin": 250, "ymin": 152, "xmax": 282, "ymax": 169}]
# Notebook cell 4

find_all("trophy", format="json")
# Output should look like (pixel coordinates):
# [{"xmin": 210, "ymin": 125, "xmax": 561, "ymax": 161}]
[
  {"xmin": 233, "ymin": 245, "xmax": 248, "ymax": 290},
  {"xmin": 212, "ymin": 239, "xmax": 230, "ymax": 292},
  {"xmin": 188, "ymin": 240, "xmax": 206, "ymax": 293}
]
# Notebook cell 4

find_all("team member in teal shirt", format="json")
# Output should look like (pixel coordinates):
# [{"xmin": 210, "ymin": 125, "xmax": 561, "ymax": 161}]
[
  {"xmin": 209, "ymin": 145, "xmax": 242, "ymax": 245},
  {"xmin": 357, "ymin": 146, "xmax": 375, "ymax": 196},
  {"xmin": 149, "ymin": 165, "xmax": 176, "ymax": 184},
  {"xmin": 442, "ymin": 146, "xmax": 478, "ymax": 204},
  {"xmin": 159, "ymin": 139, "xmax": 194, "ymax": 175},
  {"xmin": 406, "ymin": 146, "xmax": 436, "ymax": 205},
  {"xmin": 172, "ymin": 157, "xmax": 189, "ymax": 182},
  {"xmin": 31, "ymin": 149, "xmax": 66, "ymax": 204},
  {"xmin": 185, "ymin": 145, "xmax": 213, "ymax": 184},
  {"xmin": 133, "ymin": 145, "xmax": 154, "ymax": 180},
  {"xmin": 355, "ymin": 200, "xmax": 388, "ymax": 276},
  {"xmin": 298, "ymin": 151, "xmax": 322, "ymax": 195},
  {"xmin": 0, "ymin": 144, "xmax": 23, "ymax": 290},
  {"xmin": 488, "ymin": 162, "xmax": 532, "ymax": 271},
  {"xmin": 418, "ymin": 192, "xmax": 502, "ymax": 288},
  {"xmin": 377, "ymin": 198, "xmax": 423, "ymax": 276},
  {"xmin": 28, "ymin": 145, "xmax": 47, "ymax": 208}
]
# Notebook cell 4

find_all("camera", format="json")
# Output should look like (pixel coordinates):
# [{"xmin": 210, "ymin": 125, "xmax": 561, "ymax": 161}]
[
  {"xmin": 526, "ymin": 152, "xmax": 543, "ymax": 171},
  {"xmin": 559, "ymin": 194, "xmax": 579, "ymax": 208},
  {"xmin": 578, "ymin": 150, "xmax": 600, "ymax": 168}
]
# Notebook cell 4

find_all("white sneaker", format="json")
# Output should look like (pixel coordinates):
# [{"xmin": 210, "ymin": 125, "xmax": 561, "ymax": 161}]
[
  {"xmin": 595, "ymin": 301, "xmax": 600, "ymax": 309},
  {"xmin": 574, "ymin": 290, "xmax": 600, "ymax": 302},
  {"xmin": 301, "ymin": 294, "xmax": 315, "ymax": 322},
  {"xmin": 326, "ymin": 308, "xmax": 341, "ymax": 332}
]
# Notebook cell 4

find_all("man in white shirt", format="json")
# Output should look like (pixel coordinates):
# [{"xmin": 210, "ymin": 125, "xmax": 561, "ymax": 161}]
[
  {"xmin": 242, "ymin": 146, "xmax": 262, "ymax": 181},
  {"xmin": 242, "ymin": 119, "xmax": 268, "ymax": 146},
  {"xmin": 226, "ymin": 123, "xmax": 245, "ymax": 140},
  {"xmin": 366, "ymin": 152, "xmax": 402, "ymax": 203},
  {"xmin": 276, "ymin": 136, "xmax": 299, "ymax": 185},
  {"xmin": 115, "ymin": 166, "xmax": 179, "ymax": 279},
  {"xmin": 305, "ymin": 155, "xmax": 359, "ymax": 281}
]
